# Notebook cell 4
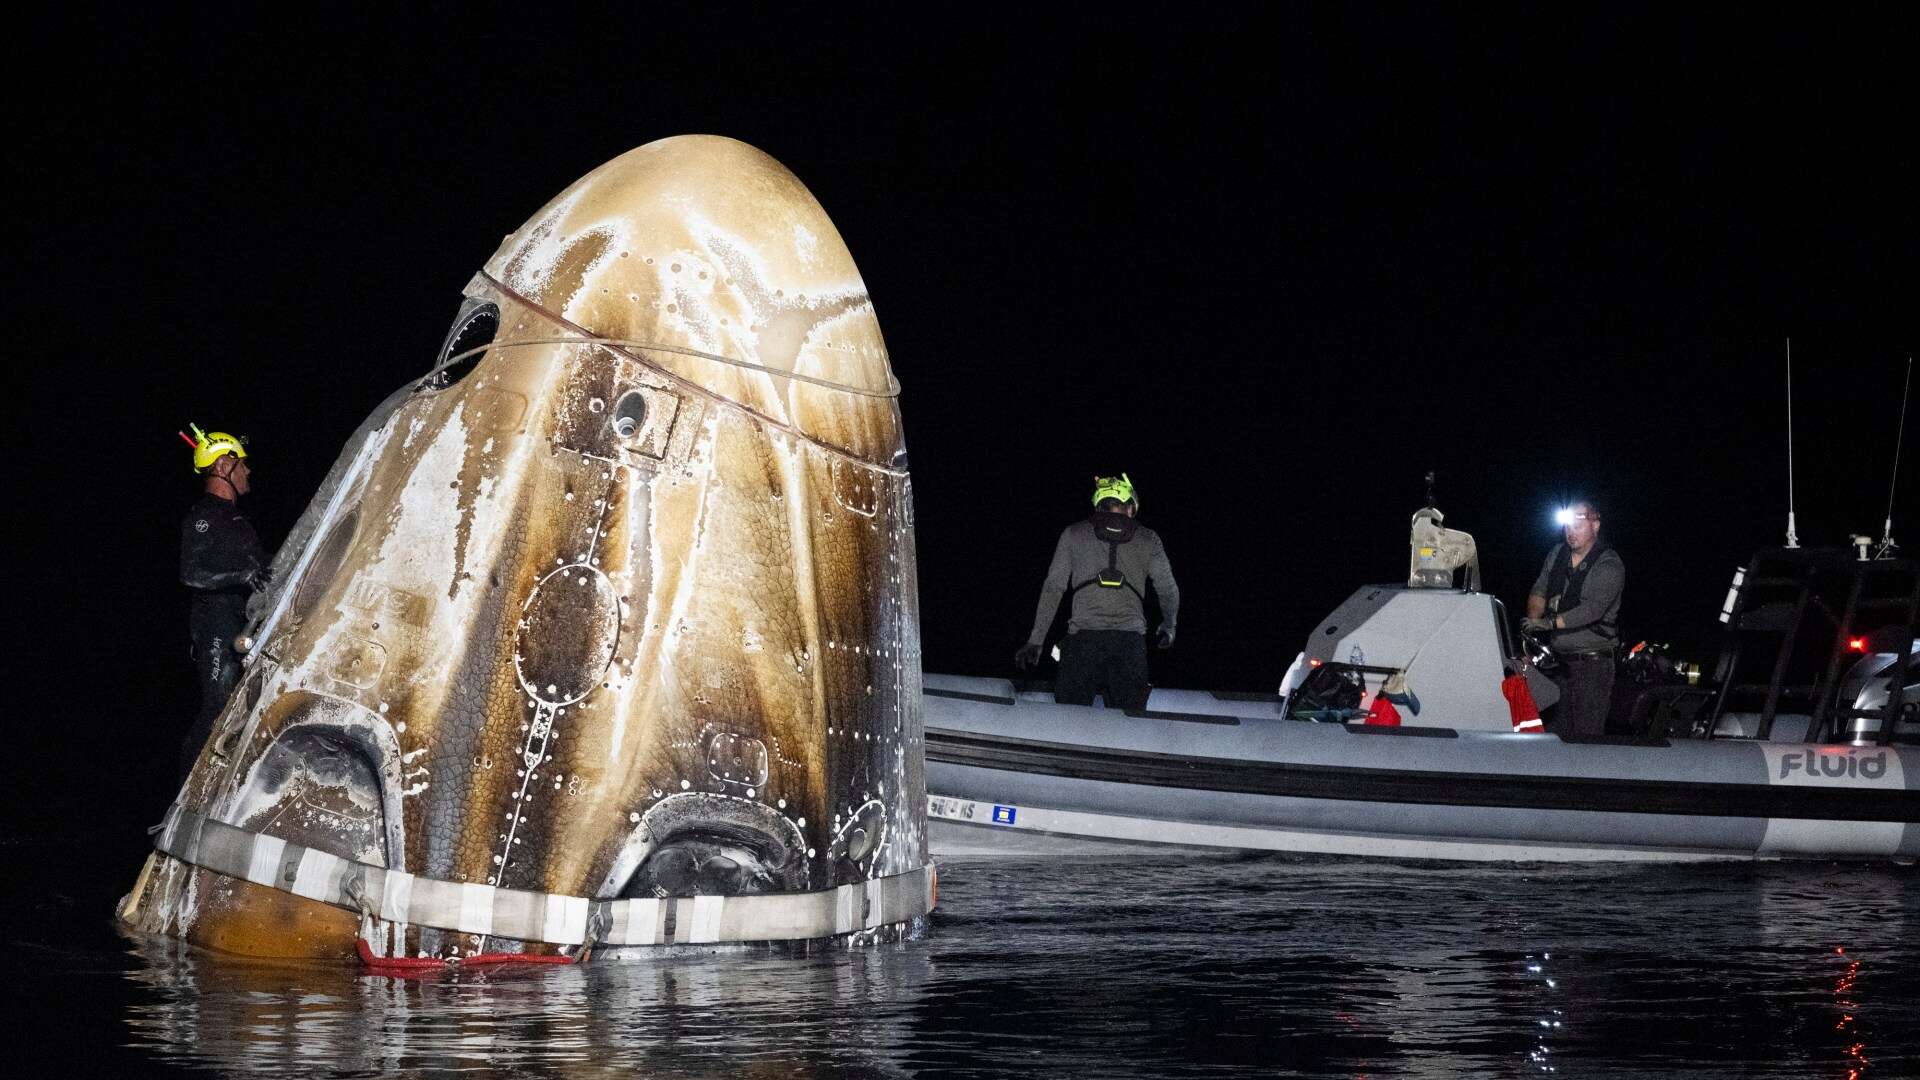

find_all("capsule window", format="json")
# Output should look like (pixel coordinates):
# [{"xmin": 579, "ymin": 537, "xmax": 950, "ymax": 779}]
[
  {"xmin": 611, "ymin": 390, "xmax": 647, "ymax": 441},
  {"xmin": 418, "ymin": 302, "xmax": 499, "ymax": 392},
  {"xmin": 233, "ymin": 724, "xmax": 392, "ymax": 867}
]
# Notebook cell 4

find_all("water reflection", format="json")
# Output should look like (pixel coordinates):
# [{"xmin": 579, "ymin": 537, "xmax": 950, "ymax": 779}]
[
  {"xmin": 91, "ymin": 852, "xmax": 1920, "ymax": 1078},
  {"xmin": 124, "ymin": 936, "xmax": 931, "ymax": 1077}
]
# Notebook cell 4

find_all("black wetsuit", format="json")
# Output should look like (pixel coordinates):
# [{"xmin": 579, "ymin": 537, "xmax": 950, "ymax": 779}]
[{"xmin": 180, "ymin": 493, "xmax": 266, "ymax": 778}]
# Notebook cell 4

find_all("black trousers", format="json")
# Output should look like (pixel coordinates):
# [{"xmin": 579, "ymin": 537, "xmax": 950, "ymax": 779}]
[
  {"xmin": 183, "ymin": 630, "xmax": 240, "ymax": 780},
  {"xmin": 1549, "ymin": 654, "xmax": 1615, "ymax": 738},
  {"xmin": 1055, "ymin": 629, "xmax": 1150, "ymax": 711}
]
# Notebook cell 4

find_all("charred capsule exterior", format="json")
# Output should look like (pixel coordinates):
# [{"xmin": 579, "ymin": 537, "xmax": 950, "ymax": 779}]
[{"xmin": 122, "ymin": 136, "xmax": 931, "ymax": 959}]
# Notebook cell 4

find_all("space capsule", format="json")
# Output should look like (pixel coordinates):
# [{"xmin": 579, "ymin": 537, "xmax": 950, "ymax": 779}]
[{"xmin": 120, "ymin": 136, "xmax": 932, "ymax": 961}]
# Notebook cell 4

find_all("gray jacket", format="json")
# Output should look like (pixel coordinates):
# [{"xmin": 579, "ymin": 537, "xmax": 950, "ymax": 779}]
[
  {"xmin": 1530, "ymin": 543, "xmax": 1625, "ymax": 653},
  {"xmin": 1027, "ymin": 519, "xmax": 1179, "ymax": 643}
]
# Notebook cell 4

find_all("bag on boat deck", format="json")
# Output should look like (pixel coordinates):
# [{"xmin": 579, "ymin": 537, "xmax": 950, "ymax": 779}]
[
  {"xmin": 1502, "ymin": 673, "xmax": 1544, "ymax": 733},
  {"xmin": 1364, "ymin": 696, "xmax": 1403, "ymax": 726}
]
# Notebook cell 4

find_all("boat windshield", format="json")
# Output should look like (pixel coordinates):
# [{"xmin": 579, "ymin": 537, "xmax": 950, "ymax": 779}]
[{"xmin": 1491, "ymin": 597, "xmax": 1522, "ymax": 668}]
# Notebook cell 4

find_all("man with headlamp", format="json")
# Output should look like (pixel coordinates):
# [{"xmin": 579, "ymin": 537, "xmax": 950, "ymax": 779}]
[{"xmin": 1524, "ymin": 500, "xmax": 1625, "ymax": 736}]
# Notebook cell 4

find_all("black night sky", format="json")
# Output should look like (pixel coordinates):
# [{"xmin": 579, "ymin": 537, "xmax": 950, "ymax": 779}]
[{"xmin": 16, "ymin": 10, "xmax": 1915, "ymax": 824}]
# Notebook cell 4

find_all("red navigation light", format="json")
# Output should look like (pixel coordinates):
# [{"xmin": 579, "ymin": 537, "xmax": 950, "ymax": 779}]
[{"xmin": 1847, "ymin": 637, "xmax": 1867, "ymax": 652}]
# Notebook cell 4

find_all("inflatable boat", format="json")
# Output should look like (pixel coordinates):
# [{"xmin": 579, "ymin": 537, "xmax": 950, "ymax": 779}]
[{"xmin": 926, "ymin": 513, "xmax": 1919, "ymax": 862}]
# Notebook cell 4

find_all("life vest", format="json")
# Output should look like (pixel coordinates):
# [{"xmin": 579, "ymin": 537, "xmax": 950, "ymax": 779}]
[{"xmin": 1543, "ymin": 540, "xmax": 1618, "ymax": 642}]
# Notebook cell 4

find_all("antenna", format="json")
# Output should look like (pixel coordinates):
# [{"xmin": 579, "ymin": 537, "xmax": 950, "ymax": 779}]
[
  {"xmin": 1425, "ymin": 470, "xmax": 1436, "ymax": 508},
  {"xmin": 1784, "ymin": 338, "xmax": 1799, "ymax": 548},
  {"xmin": 1880, "ymin": 355, "xmax": 1912, "ymax": 557}
]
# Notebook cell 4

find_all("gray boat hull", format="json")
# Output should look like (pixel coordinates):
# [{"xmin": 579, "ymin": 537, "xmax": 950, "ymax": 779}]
[{"xmin": 924, "ymin": 675, "xmax": 1920, "ymax": 862}]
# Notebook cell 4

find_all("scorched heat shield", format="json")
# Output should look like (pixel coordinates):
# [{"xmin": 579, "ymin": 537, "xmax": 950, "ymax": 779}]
[{"xmin": 121, "ymin": 135, "xmax": 933, "ymax": 961}]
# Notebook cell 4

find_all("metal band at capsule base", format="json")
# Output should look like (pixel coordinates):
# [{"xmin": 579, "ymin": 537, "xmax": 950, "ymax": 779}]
[{"xmin": 152, "ymin": 805, "xmax": 934, "ymax": 949}]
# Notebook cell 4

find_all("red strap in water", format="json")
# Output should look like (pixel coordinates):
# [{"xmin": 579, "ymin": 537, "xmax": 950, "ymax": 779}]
[
  {"xmin": 460, "ymin": 952, "xmax": 575, "ymax": 967},
  {"xmin": 356, "ymin": 938, "xmax": 575, "ymax": 973}
]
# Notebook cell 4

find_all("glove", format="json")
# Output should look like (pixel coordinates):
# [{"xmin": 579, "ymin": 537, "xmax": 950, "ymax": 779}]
[
  {"xmin": 248, "ymin": 564, "xmax": 276, "ymax": 592},
  {"xmin": 1520, "ymin": 616, "xmax": 1551, "ymax": 633},
  {"xmin": 1155, "ymin": 627, "xmax": 1175, "ymax": 649},
  {"xmin": 1014, "ymin": 643, "xmax": 1044, "ymax": 669}
]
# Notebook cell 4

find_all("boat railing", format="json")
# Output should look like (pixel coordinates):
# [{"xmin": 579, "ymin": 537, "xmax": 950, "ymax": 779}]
[{"xmin": 1700, "ymin": 548, "xmax": 1916, "ymax": 745}]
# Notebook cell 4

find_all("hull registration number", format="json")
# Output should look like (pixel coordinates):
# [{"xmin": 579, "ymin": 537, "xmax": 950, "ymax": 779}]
[{"xmin": 929, "ymin": 795, "xmax": 1019, "ymax": 826}]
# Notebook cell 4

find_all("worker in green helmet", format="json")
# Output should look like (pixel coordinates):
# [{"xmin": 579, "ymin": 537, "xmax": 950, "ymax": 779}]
[
  {"xmin": 177, "ymin": 424, "xmax": 272, "ymax": 780},
  {"xmin": 1015, "ymin": 473, "xmax": 1180, "ymax": 710}
]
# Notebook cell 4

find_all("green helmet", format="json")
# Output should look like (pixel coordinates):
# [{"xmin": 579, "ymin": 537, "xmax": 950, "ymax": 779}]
[{"xmin": 1091, "ymin": 473, "xmax": 1137, "ymax": 509}]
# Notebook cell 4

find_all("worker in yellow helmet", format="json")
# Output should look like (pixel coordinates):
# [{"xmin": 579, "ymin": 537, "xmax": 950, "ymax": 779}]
[
  {"xmin": 1015, "ymin": 473, "xmax": 1180, "ymax": 709},
  {"xmin": 177, "ymin": 424, "xmax": 272, "ymax": 780}
]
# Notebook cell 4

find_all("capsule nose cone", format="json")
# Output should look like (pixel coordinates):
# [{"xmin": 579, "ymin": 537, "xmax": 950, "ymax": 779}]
[{"xmin": 481, "ymin": 135, "xmax": 901, "ymax": 462}]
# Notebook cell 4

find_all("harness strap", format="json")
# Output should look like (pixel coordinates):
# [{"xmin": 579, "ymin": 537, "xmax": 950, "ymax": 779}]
[
  {"xmin": 1067, "ymin": 539, "xmax": 1144, "ymax": 601},
  {"xmin": 151, "ymin": 805, "xmax": 935, "ymax": 948}
]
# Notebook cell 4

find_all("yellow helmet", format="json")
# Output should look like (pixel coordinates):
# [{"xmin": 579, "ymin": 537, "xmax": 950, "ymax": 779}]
[
  {"xmin": 181, "ymin": 423, "xmax": 248, "ymax": 473},
  {"xmin": 1091, "ymin": 473, "xmax": 1137, "ymax": 509}
]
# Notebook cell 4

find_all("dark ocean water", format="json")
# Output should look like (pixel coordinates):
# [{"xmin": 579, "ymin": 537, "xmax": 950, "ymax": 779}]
[{"xmin": 7, "ymin": 836, "xmax": 1917, "ymax": 1078}]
